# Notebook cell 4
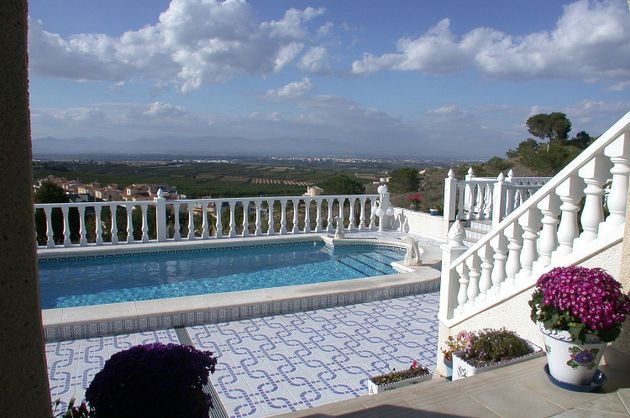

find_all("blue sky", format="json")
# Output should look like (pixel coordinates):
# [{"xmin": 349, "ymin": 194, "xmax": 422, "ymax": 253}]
[{"xmin": 28, "ymin": 0, "xmax": 630, "ymax": 158}]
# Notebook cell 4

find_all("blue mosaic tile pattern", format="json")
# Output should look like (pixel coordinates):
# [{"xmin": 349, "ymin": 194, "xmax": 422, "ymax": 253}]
[
  {"xmin": 46, "ymin": 329, "xmax": 179, "ymax": 413},
  {"xmin": 188, "ymin": 292, "xmax": 439, "ymax": 417}
]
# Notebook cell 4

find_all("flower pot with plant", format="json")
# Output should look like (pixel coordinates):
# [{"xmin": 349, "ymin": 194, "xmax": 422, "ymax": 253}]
[
  {"xmin": 529, "ymin": 266, "xmax": 630, "ymax": 388},
  {"xmin": 441, "ymin": 331, "xmax": 473, "ymax": 378},
  {"xmin": 367, "ymin": 360, "xmax": 431, "ymax": 395},
  {"xmin": 406, "ymin": 192, "xmax": 422, "ymax": 211},
  {"xmin": 452, "ymin": 328, "xmax": 542, "ymax": 381}
]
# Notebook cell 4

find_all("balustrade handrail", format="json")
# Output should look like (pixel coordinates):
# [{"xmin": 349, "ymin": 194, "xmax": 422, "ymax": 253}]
[{"xmin": 450, "ymin": 111, "xmax": 630, "ymax": 270}]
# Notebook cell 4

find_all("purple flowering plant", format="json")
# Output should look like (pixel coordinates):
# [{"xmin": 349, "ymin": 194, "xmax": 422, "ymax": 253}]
[
  {"xmin": 529, "ymin": 266, "xmax": 630, "ymax": 343},
  {"xmin": 85, "ymin": 343, "xmax": 217, "ymax": 418},
  {"xmin": 457, "ymin": 328, "xmax": 533, "ymax": 367}
]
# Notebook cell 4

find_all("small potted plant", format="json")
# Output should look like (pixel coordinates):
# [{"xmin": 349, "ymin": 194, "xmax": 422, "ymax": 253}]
[
  {"xmin": 452, "ymin": 328, "xmax": 541, "ymax": 380},
  {"xmin": 406, "ymin": 192, "xmax": 422, "ymax": 211},
  {"xmin": 367, "ymin": 360, "xmax": 431, "ymax": 395},
  {"xmin": 530, "ymin": 266, "xmax": 630, "ymax": 387},
  {"xmin": 441, "ymin": 330, "xmax": 473, "ymax": 378},
  {"xmin": 85, "ymin": 343, "xmax": 218, "ymax": 418}
]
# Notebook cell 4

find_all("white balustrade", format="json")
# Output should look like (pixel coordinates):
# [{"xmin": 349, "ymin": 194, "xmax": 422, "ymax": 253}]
[
  {"xmin": 125, "ymin": 204, "xmax": 133, "ymax": 244},
  {"xmin": 241, "ymin": 200, "xmax": 250, "ymax": 237},
  {"xmin": 187, "ymin": 203, "xmax": 195, "ymax": 240},
  {"xmin": 291, "ymin": 199, "xmax": 299, "ymax": 234},
  {"xmin": 141, "ymin": 203, "xmax": 149, "ymax": 243},
  {"xmin": 95, "ymin": 205, "xmax": 103, "ymax": 245},
  {"xmin": 304, "ymin": 198, "xmax": 312, "ymax": 233},
  {"xmin": 440, "ymin": 110, "xmax": 630, "ymax": 326},
  {"xmin": 228, "ymin": 201, "xmax": 236, "ymax": 238}
]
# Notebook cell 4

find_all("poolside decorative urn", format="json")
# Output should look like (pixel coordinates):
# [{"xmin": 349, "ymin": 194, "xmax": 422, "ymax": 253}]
[{"xmin": 529, "ymin": 267, "xmax": 630, "ymax": 388}]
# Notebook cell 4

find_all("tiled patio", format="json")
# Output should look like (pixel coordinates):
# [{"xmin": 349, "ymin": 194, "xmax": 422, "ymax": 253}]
[{"xmin": 46, "ymin": 291, "xmax": 440, "ymax": 417}]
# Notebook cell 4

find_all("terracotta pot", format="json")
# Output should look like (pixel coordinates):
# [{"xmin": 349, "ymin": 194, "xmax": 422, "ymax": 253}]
[{"xmin": 539, "ymin": 324, "xmax": 607, "ymax": 386}]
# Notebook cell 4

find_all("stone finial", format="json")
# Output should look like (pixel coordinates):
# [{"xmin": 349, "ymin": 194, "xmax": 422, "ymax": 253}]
[
  {"xmin": 497, "ymin": 172, "xmax": 505, "ymax": 182},
  {"xmin": 507, "ymin": 169, "xmax": 514, "ymax": 178},
  {"xmin": 447, "ymin": 169, "xmax": 455, "ymax": 179},
  {"xmin": 377, "ymin": 184, "xmax": 388, "ymax": 194},
  {"xmin": 157, "ymin": 188, "xmax": 164, "ymax": 198},
  {"xmin": 447, "ymin": 220, "xmax": 465, "ymax": 247},
  {"xmin": 467, "ymin": 167, "xmax": 474, "ymax": 176}
]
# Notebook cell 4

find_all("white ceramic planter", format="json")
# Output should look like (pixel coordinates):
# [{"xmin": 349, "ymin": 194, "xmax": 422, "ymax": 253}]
[
  {"xmin": 452, "ymin": 341, "xmax": 543, "ymax": 381},
  {"xmin": 367, "ymin": 373, "xmax": 432, "ymax": 395},
  {"xmin": 539, "ymin": 325, "xmax": 607, "ymax": 386}
]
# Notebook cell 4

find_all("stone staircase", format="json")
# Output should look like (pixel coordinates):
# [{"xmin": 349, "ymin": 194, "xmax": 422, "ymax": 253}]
[{"xmin": 463, "ymin": 219, "xmax": 492, "ymax": 246}]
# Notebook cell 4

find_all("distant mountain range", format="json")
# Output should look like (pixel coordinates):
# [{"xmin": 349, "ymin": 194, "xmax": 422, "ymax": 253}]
[{"xmin": 32, "ymin": 136, "xmax": 382, "ymax": 158}]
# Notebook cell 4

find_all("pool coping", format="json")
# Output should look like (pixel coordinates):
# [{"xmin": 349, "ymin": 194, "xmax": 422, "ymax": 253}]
[{"xmin": 40, "ymin": 234, "xmax": 441, "ymax": 341}]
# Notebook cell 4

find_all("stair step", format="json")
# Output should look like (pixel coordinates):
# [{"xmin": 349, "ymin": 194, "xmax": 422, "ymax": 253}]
[{"xmin": 468, "ymin": 220, "xmax": 493, "ymax": 232}]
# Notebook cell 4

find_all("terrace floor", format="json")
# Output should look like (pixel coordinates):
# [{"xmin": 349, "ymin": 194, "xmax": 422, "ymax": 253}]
[{"xmin": 47, "ymin": 291, "xmax": 440, "ymax": 417}]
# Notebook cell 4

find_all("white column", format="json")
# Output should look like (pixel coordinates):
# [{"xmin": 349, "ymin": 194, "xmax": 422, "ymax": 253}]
[
  {"xmin": 443, "ymin": 169, "xmax": 457, "ymax": 230},
  {"xmin": 61, "ymin": 206, "xmax": 71, "ymax": 246},
  {"xmin": 228, "ymin": 201, "xmax": 236, "ymax": 238},
  {"xmin": 125, "ymin": 204, "xmax": 134, "ymax": 244},
  {"xmin": 358, "ymin": 197, "xmax": 366, "ymax": 230},
  {"xmin": 466, "ymin": 254, "xmax": 481, "ymax": 308},
  {"xmin": 600, "ymin": 133, "xmax": 630, "ymax": 234},
  {"xmin": 337, "ymin": 197, "xmax": 345, "ymax": 229},
  {"xmin": 44, "ymin": 207, "xmax": 54, "ymax": 248},
  {"xmin": 95, "ymin": 205, "xmax": 103, "ymax": 245},
  {"xmin": 303, "ymin": 198, "xmax": 312, "ymax": 233},
  {"xmin": 279, "ymin": 199, "xmax": 288, "ymax": 234},
  {"xmin": 491, "ymin": 173, "xmax": 506, "ymax": 226},
  {"xmin": 326, "ymin": 198, "xmax": 334, "ymax": 233},
  {"xmin": 517, "ymin": 208, "xmax": 541, "ymax": 280},
  {"xmin": 348, "ymin": 197, "xmax": 356, "ymax": 230},
  {"xmin": 438, "ymin": 221, "xmax": 468, "ymax": 321},
  {"xmin": 201, "ymin": 201, "xmax": 210, "ymax": 239},
  {"xmin": 368, "ymin": 198, "xmax": 376, "ymax": 230},
  {"xmin": 78, "ymin": 206, "xmax": 87, "ymax": 246},
  {"xmin": 553, "ymin": 175, "xmax": 583, "ymax": 257},
  {"xmin": 315, "ymin": 198, "xmax": 323, "ymax": 232},
  {"xmin": 490, "ymin": 233, "xmax": 508, "ymax": 294},
  {"xmin": 463, "ymin": 167, "xmax": 474, "ymax": 220},
  {"xmin": 187, "ymin": 203, "xmax": 195, "ymax": 240},
  {"xmin": 267, "ymin": 199, "xmax": 275, "ymax": 235},
  {"xmin": 241, "ymin": 200, "xmax": 250, "ymax": 237},
  {"xmin": 291, "ymin": 199, "xmax": 299, "ymax": 234},
  {"xmin": 173, "ymin": 202, "xmax": 181, "ymax": 240},
  {"xmin": 141, "ymin": 203, "xmax": 149, "ymax": 243},
  {"xmin": 215, "ymin": 201, "xmax": 223, "ymax": 238},
  {"xmin": 154, "ymin": 189, "xmax": 167, "ymax": 242},
  {"xmin": 254, "ymin": 199, "xmax": 262, "ymax": 236},
  {"xmin": 109, "ymin": 203, "xmax": 119, "ymax": 244},
  {"xmin": 477, "ymin": 244, "xmax": 494, "ymax": 301},
  {"xmin": 532, "ymin": 194, "xmax": 560, "ymax": 272},
  {"xmin": 503, "ymin": 222, "xmax": 523, "ymax": 287},
  {"xmin": 576, "ymin": 154, "xmax": 609, "ymax": 243}
]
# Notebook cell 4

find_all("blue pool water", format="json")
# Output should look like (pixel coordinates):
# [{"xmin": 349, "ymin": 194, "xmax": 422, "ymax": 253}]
[{"xmin": 38, "ymin": 242, "xmax": 403, "ymax": 309}]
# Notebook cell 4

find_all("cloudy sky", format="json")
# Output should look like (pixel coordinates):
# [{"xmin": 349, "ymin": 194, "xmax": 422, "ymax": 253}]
[{"xmin": 28, "ymin": 0, "xmax": 630, "ymax": 158}]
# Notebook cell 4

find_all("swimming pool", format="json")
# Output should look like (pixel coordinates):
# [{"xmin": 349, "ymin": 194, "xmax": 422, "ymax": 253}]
[{"xmin": 38, "ymin": 241, "xmax": 404, "ymax": 309}]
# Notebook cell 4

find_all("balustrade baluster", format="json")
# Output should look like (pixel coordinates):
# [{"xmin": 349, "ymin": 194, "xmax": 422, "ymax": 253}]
[
  {"xmin": 110, "ymin": 203, "xmax": 119, "ymax": 244},
  {"xmin": 517, "ymin": 209, "xmax": 541, "ymax": 280},
  {"xmin": 241, "ymin": 200, "xmax": 250, "ymax": 237},
  {"xmin": 303, "ymin": 198, "xmax": 311, "ymax": 233},
  {"xmin": 229, "ymin": 201, "xmax": 236, "ymax": 238},
  {"xmin": 477, "ymin": 244, "xmax": 493, "ymax": 301},
  {"xmin": 369, "ymin": 198, "xmax": 376, "ymax": 229},
  {"xmin": 95, "ymin": 205, "xmax": 103, "ymax": 245},
  {"xmin": 532, "ymin": 195, "xmax": 560, "ymax": 271},
  {"xmin": 78, "ymin": 206, "xmax": 87, "ymax": 246},
  {"xmin": 474, "ymin": 184, "xmax": 483, "ymax": 220},
  {"xmin": 490, "ymin": 234, "xmax": 507, "ymax": 294},
  {"xmin": 254, "ymin": 200, "xmax": 262, "ymax": 236},
  {"xmin": 61, "ymin": 206, "xmax": 71, "ymax": 246},
  {"xmin": 348, "ymin": 198, "xmax": 356, "ymax": 230},
  {"xmin": 280, "ymin": 199, "xmax": 287, "ymax": 234},
  {"xmin": 466, "ymin": 254, "xmax": 481, "ymax": 307},
  {"xmin": 600, "ymin": 133, "xmax": 630, "ymax": 234},
  {"xmin": 291, "ymin": 199, "xmax": 299, "ymax": 234},
  {"xmin": 202, "ymin": 202, "xmax": 210, "ymax": 239},
  {"xmin": 576, "ymin": 155, "xmax": 608, "ymax": 243},
  {"xmin": 315, "ymin": 199, "xmax": 323, "ymax": 232},
  {"xmin": 455, "ymin": 262, "xmax": 470, "ymax": 314},
  {"xmin": 267, "ymin": 199, "xmax": 275, "ymax": 235},
  {"xmin": 173, "ymin": 202, "xmax": 181, "ymax": 240},
  {"xmin": 484, "ymin": 184, "xmax": 493, "ymax": 219},
  {"xmin": 125, "ymin": 204, "xmax": 134, "ymax": 243},
  {"xmin": 326, "ymin": 198, "xmax": 334, "ymax": 232},
  {"xmin": 215, "ymin": 201, "xmax": 223, "ymax": 238},
  {"xmin": 359, "ymin": 198, "xmax": 366, "ymax": 230},
  {"xmin": 503, "ymin": 222, "xmax": 523, "ymax": 287},
  {"xmin": 187, "ymin": 203, "xmax": 195, "ymax": 240},
  {"xmin": 338, "ymin": 198, "xmax": 345, "ymax": 229},
  {"xmin": 141, "ymin": 204, "xmax": 149, "ymax": 243},
  {"xmin": 44, "ymin": 207, "xmax": 54, "ymax": 247},
  {"xmin": 553, "ymin": 175, "xmax": 582, "ymax": 257},
  {"xmin": 457, "ymin": 186, "xmax": 466, "ymax": 220}
]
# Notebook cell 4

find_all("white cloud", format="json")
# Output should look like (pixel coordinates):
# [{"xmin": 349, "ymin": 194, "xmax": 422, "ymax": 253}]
[
  {"xmin": 298, "ymin": 46, "xmax": 331, "ymax": 74},
  {"xmin": 266, "ymin": 77, "xmax": 313, "ymax": 98},
  {"xmin": 29, "ymin": 0, "xmax": 325, "ymax": 92},
  {"xmin": 352, "ymin": 0, "xmax": 630, "ymax": 84}
]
